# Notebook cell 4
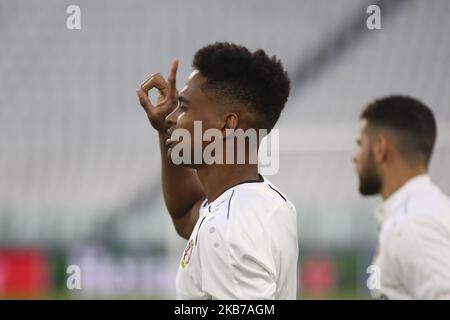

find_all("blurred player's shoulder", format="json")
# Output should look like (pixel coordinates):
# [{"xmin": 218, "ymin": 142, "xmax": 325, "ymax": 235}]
[
  {"xmin": 408, "ymin": 183, "xmax": 450, "ymax": 238},
  {"xmin": 400, "ymin": 179, "xmax": 450, "ymax": 229},
  {"xmin": 409, "ymin": 180, "xmax": 450, "ymax": 212},
  {"xmin": 382, "ymin": 177, "xmax": 450, "ymax": 250},
  {"xmin": 382, "ymin": 177, "xmax": 450, "ymax": 224}
]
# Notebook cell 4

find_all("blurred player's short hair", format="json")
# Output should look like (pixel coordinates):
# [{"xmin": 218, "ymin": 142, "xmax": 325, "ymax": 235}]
[
  {"xmin": 361, "ymin": 95, "xmax": 437, "ymax": 166},
  {"xmin": 192, "ymin": 42, "xmax": 290, "ymax": 130}
]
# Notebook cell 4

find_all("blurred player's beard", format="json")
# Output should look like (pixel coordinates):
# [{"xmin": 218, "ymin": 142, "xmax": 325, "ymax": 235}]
[{"xmin": 358, "ymin": 151, "xmax": 382, "ymax": 196}]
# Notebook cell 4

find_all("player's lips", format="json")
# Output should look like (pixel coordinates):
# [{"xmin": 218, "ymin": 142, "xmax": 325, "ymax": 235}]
[{"xmin": 166, "ymin": 127, "xmax": 177, "ymax": 149}]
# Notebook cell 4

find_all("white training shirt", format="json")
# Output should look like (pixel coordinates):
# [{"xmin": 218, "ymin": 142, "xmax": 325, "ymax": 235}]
[
  {"xmin": 372, "ymin": 174, "xmax": 450, "ymax": 299},
  {"xmin": 175, "ymin": 175, "xmax": 298, "ymax": 299}
]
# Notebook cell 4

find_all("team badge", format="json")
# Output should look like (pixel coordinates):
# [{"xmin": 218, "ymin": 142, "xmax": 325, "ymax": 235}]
[{"xmin": 181, "ymin": 239, "xmax": 194, "ymax": 269}]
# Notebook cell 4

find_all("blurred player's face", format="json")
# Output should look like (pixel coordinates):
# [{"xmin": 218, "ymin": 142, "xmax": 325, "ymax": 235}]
[
  {"xmin": 165, "ymin": 70, "xmax": 225, "ymax": 167},
  {"xmin": 353, "ymin": 120, "xmax": 382, "ymax": 195}
]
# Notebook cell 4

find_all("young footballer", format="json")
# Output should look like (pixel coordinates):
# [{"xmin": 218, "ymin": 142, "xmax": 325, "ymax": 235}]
[{"xmin": 137, "ymin": 43, "xmax": 298, "ymax": 299}]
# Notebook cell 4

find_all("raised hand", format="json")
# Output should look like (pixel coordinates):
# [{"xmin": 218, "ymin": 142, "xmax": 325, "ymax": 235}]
[{"xmin": 136, "ymin": 59, "xmax": 179, "ymax": 132}]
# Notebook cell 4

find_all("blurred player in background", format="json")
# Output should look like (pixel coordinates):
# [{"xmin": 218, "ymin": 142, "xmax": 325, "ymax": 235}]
[
  {"xmin": 354, "ymin": 95, "xmax": 450, "ymax": 299},
  {"xmin": 136, "ymin": 43, "xmax": 298, "ymax": 299}
]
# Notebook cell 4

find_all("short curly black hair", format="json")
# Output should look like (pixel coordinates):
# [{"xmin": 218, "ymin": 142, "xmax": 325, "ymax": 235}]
[{"xmin": 192, "ymin": 42, "xmax": 290, "ymax": 129}]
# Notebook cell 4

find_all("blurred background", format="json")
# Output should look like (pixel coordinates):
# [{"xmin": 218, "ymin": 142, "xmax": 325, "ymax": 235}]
[{"xmin": 1, "ymin": 0, "xmax": 449, "ymax": 299}]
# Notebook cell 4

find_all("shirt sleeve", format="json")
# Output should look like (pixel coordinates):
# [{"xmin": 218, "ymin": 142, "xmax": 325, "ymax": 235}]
[{"xmin": 393, "ymin": 215, "xmax": 450, "ymax": 299}]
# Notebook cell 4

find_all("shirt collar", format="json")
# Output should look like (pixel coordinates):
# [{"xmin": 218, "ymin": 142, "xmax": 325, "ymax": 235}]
[
  {"xmin": 204, "ymin": 174, "xmax": 266, "ymax": 212},
  {"xmin": 375, "ymin": 174, "xmax": 431, "ymax": 224}
]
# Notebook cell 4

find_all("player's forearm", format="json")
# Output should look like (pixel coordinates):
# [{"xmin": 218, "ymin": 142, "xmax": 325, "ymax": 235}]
[{"xmin": 158, "ymin": 132, "xmax": 205, "ymax": 219}]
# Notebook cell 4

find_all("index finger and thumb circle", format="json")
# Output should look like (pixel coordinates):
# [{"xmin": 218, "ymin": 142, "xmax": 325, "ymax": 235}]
[{"xmin": 141, "ymin": 73, "xmax": 169, "ymax": 98}]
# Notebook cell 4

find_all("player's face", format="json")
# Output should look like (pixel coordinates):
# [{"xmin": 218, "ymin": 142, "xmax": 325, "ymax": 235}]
[
  {"xmin": 353, "ymin": 120, "xmax": 382, "ymax": 195},
  {"xmin": 165, "ymin": 70, "xmax": 224, "ymax": 167}
]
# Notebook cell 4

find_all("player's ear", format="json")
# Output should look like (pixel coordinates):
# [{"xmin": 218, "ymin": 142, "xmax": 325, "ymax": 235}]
[
  {"xmin": 373, "ymin": 135, "xmax": 389, "ymax": 163},
  {"xmin": 222, "ymin": 113, "xmax": 238, "ymax": 138}
]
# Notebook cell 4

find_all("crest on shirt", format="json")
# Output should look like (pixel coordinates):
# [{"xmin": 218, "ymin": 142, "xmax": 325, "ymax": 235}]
[{"xmin": 181, "ymin": 239, "xmax": 194, "ymax": 269}]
